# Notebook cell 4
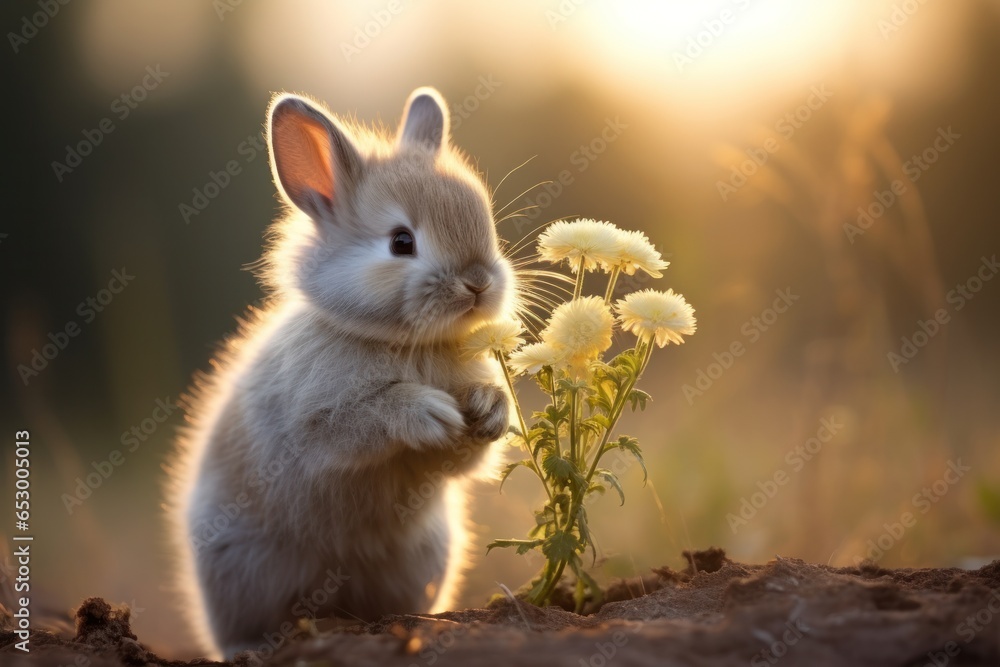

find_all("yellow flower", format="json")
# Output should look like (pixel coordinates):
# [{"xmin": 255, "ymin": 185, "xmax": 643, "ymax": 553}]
[
  {"xmin": 614, "ymin": 230, "xmax": 670, "ymax": 278},
  {"xmin": 462, "ymin": 319, "xmax": 525, "ymax": 358},
  {"xmin": 508, "ymin": 342, "xmax": 566, "ymax": 375},
  {"xmin": 542, "ymin": 296, "xmax": 614, "ymax": 360},
  {"xmin": 537, "ymin": 218, "xmax": 623, "ymax": 273},
  {"xmin": 615, "ymin": 289, "xmax": 696, "ymax": 347}
]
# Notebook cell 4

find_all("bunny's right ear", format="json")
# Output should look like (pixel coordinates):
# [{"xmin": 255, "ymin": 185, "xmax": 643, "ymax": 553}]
[{"xmin": 267, "ymin": 94, "xmax": 363, "ymax": 221}]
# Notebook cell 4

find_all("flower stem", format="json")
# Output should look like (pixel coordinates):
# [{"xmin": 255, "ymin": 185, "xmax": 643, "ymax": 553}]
[
  {"xmin": 533, "ymin": 558, "xmax": 566, "ymax": 605},
  {"xmin": 495, "ymin": 351, "xmax": 552, "ymax": 502},
  {"xmin": 568, "ymin": 387, "xmax": 579, "ymax": 466},
  {"xmin": 550, "ymin": 373, "xmax": 562, "ymax": 459},
  {"xmin": 573, "ymin": 258, "xmax": 586, "ymax": 299},
  {"xmin": 539, "ymin": 339, "xmax": 655, "ymax": 605},
  {"xmin": 603, "ymin": 265, "xmax": 621, "ymax": 305},
  {"xmin": 583, "ymin": 339, "xmax": 653, "ymax": 485}
]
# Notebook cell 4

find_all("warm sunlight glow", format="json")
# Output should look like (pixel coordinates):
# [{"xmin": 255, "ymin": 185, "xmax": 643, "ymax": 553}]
[{"xmin": 587, "ymin": 0, "xmax": 861, "ymax": 91}]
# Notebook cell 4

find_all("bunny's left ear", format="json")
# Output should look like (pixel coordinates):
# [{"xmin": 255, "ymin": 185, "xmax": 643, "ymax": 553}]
[{"xmin": 397, "ymin": 87, "xmax": 449, "ymax": 153}]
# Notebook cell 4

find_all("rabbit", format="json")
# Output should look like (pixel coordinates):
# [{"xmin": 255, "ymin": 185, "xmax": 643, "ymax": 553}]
[{"xmin": 168, "ymin": 87, "xmax": 515, "ymax": 659}]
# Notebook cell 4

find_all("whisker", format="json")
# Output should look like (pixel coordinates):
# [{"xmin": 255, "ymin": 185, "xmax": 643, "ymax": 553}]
[
  {"xmin": 505, "ymin": 217, "xmax": 573, "ymax": 257},
  {"xmin": 517, "ymin": 278, "xmax": 573, "ymax": 295},
  {"xmin": 516, "ymin": 293, "xmax": 560, "ymax": 318},
  {"xmin": 521, "ymin": 285, "xmax": 572, "ymax": 302},
  {"xmin": 496, "ymin": 204, "xmax": 543, "ymax": 223},
  {"xmin": 518, "ymin": 277, "xmax": 572, "ymax": 298},
  {"xmin": 519, "ymin": 288, "xmax": 566, "ymax": 309},
  {"xmin": 516, "ymin": 269, "xmax": 575, "ymax": 285},
  {"xmin": 513, "ymin": 303, "xmax": 548, "ymax": 332},
  {"xmin": 518, "ymin": 280, "xmax": 566, "ymax": 299},
  {"xmin": 510, "ymin": 258, "xmax": 545, "ymax": 270},
  {"xmin": 519, "ymin": 306, "xmax": 545, "ymax": 325},
  {"xmin": 490, "ymin": 156, "xmax": 537, "ymax": 208},
  {"xmin": 495, "ymin": 181, "xmax": 553, "ymax": 217}
]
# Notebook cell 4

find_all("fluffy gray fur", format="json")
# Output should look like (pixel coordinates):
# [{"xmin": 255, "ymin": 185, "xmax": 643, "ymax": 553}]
[{"xmin": 168, "ymin": 87, "xmax": 514, "ymax": 659}]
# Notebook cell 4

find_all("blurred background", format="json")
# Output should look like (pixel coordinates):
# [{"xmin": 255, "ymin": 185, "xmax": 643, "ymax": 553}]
[{"xmin": 2, "ymin": 0, "xmax": 1000, "ymax": 657}]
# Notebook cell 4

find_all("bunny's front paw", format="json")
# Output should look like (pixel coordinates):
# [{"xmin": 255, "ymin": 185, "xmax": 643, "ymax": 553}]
[
  {"xmin": 458, "ymin": 383, "xmax": 510, "ymax": 442},
  {"xmin": 406, "ymin": 387, "xmax": 466, "ymax": 449}
]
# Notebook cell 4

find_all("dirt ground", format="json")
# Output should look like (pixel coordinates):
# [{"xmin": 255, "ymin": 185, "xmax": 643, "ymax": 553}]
[{"xmin": 3, "ymin": 549, "xmax": 1000, "ymax": 666}]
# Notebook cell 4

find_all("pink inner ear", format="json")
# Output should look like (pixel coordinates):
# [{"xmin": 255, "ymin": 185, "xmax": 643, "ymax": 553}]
[{"xmin": 274, "ymin": 112, "xmax": 335, "ymax": 206}]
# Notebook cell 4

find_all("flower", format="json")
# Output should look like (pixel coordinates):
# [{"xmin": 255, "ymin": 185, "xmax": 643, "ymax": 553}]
[
  {"xmin": 462, "ymin": 319, "xmax": 525, "ymax": 358},
  {"xmin": 614, "ymin": 230, "xmax": 670, "ymax": 278},
  {"xmin": 542, "ymin": 296, "xmax": 614, "ymax": 360},
  {"xmin": 537, "ymin": 219, "xmax": 623, "ymax": 273},
  {"xmin": 508, "ymin": 342, "xmax": 566, "ymax": 375},
  {"xmin": 615, "ymin": 289, "xmax": 696, "ymax": 347}
]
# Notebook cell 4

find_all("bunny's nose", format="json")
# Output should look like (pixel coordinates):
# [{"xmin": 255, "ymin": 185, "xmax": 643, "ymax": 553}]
[
  {"xmin": 464, "ymin": 280, "xmax": 491, "ymax": 295},
  {"xmin": 463, "ymin": 265, "xmax": 493, "ymax": 298}
]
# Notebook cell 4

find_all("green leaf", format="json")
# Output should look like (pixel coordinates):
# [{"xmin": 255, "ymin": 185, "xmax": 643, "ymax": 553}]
[
  {"xmin": 552, "ymin": 492, "xmax": 572, "ymax": 513},
  {"xmin": 609, "ymin": 348, "xmax": 642, "ymax": 376},
  {"xmin": 530, "ymin": 506, "xmax": 558, "ymax": 537},
  {"xmin": 486, "ymin": 538, "xmax": 545, "ymax": 555},
  {"xmin": 593, "ymin": 361, "xmax": 625, "ymax": 387},
  {"xmin": 627, "ymin": 389, "xmax": 651, "ymax": 412},
  {"xmin": 615, "ymin": 435, "xmax": 648, "ymax": 483},
  {"xmin": 581, "ymin": 414, "xmax": 611, "ymax": 435},
  {"xmin": 506, "ymin": 433, "xmax": 526, "ymax": 450},
  {"xmin": 534, "ymin": 402, "xmax": 570, "ymax": 427},
  {"xmin": 499, "ymin": 459, "xmax": 532, "ymax": 493},
  {"xmin": 574, "ymin": 505, "xmax": 598, "ymax": 566},
  {"xmin": 532, "ymin": 366, "xmax": 554, "ymax": 393},
  {"xmin": 542, "ymin": 451, "xmax": 573, "ymax": 482},
  {"xmin": 526, "ymin": 426, "xmax": 550, "ymax": 443},
  {"xmin": 542, "ymin": 531, "xmax": 582, "ymax": 562},
  {"xmin": 532, "ymin": 437, "xmax": 553, "ymax": 458},
  {"xmin": 596, "ymin": 469, "xmax": 625, "ymax": 505}
]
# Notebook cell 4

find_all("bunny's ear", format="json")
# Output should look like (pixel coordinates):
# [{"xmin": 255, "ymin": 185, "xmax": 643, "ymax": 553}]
[
  {"xmin": 397, "ymin": 87, "xmax": 449, "ymax": 153},
  {"xmin": 268, "ymin": 94, "xmax": 363, "ymax": 221}
]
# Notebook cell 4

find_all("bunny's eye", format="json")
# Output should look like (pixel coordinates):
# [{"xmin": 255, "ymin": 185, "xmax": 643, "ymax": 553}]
[{"xmin": 390, "ymin": 229, "xmax": 415, "ymax": 256}]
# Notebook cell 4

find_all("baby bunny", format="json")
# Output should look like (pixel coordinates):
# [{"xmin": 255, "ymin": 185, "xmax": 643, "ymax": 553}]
[{"xmin": 169, "ymin": 87, "xmax": 514, "ymax": 659}]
